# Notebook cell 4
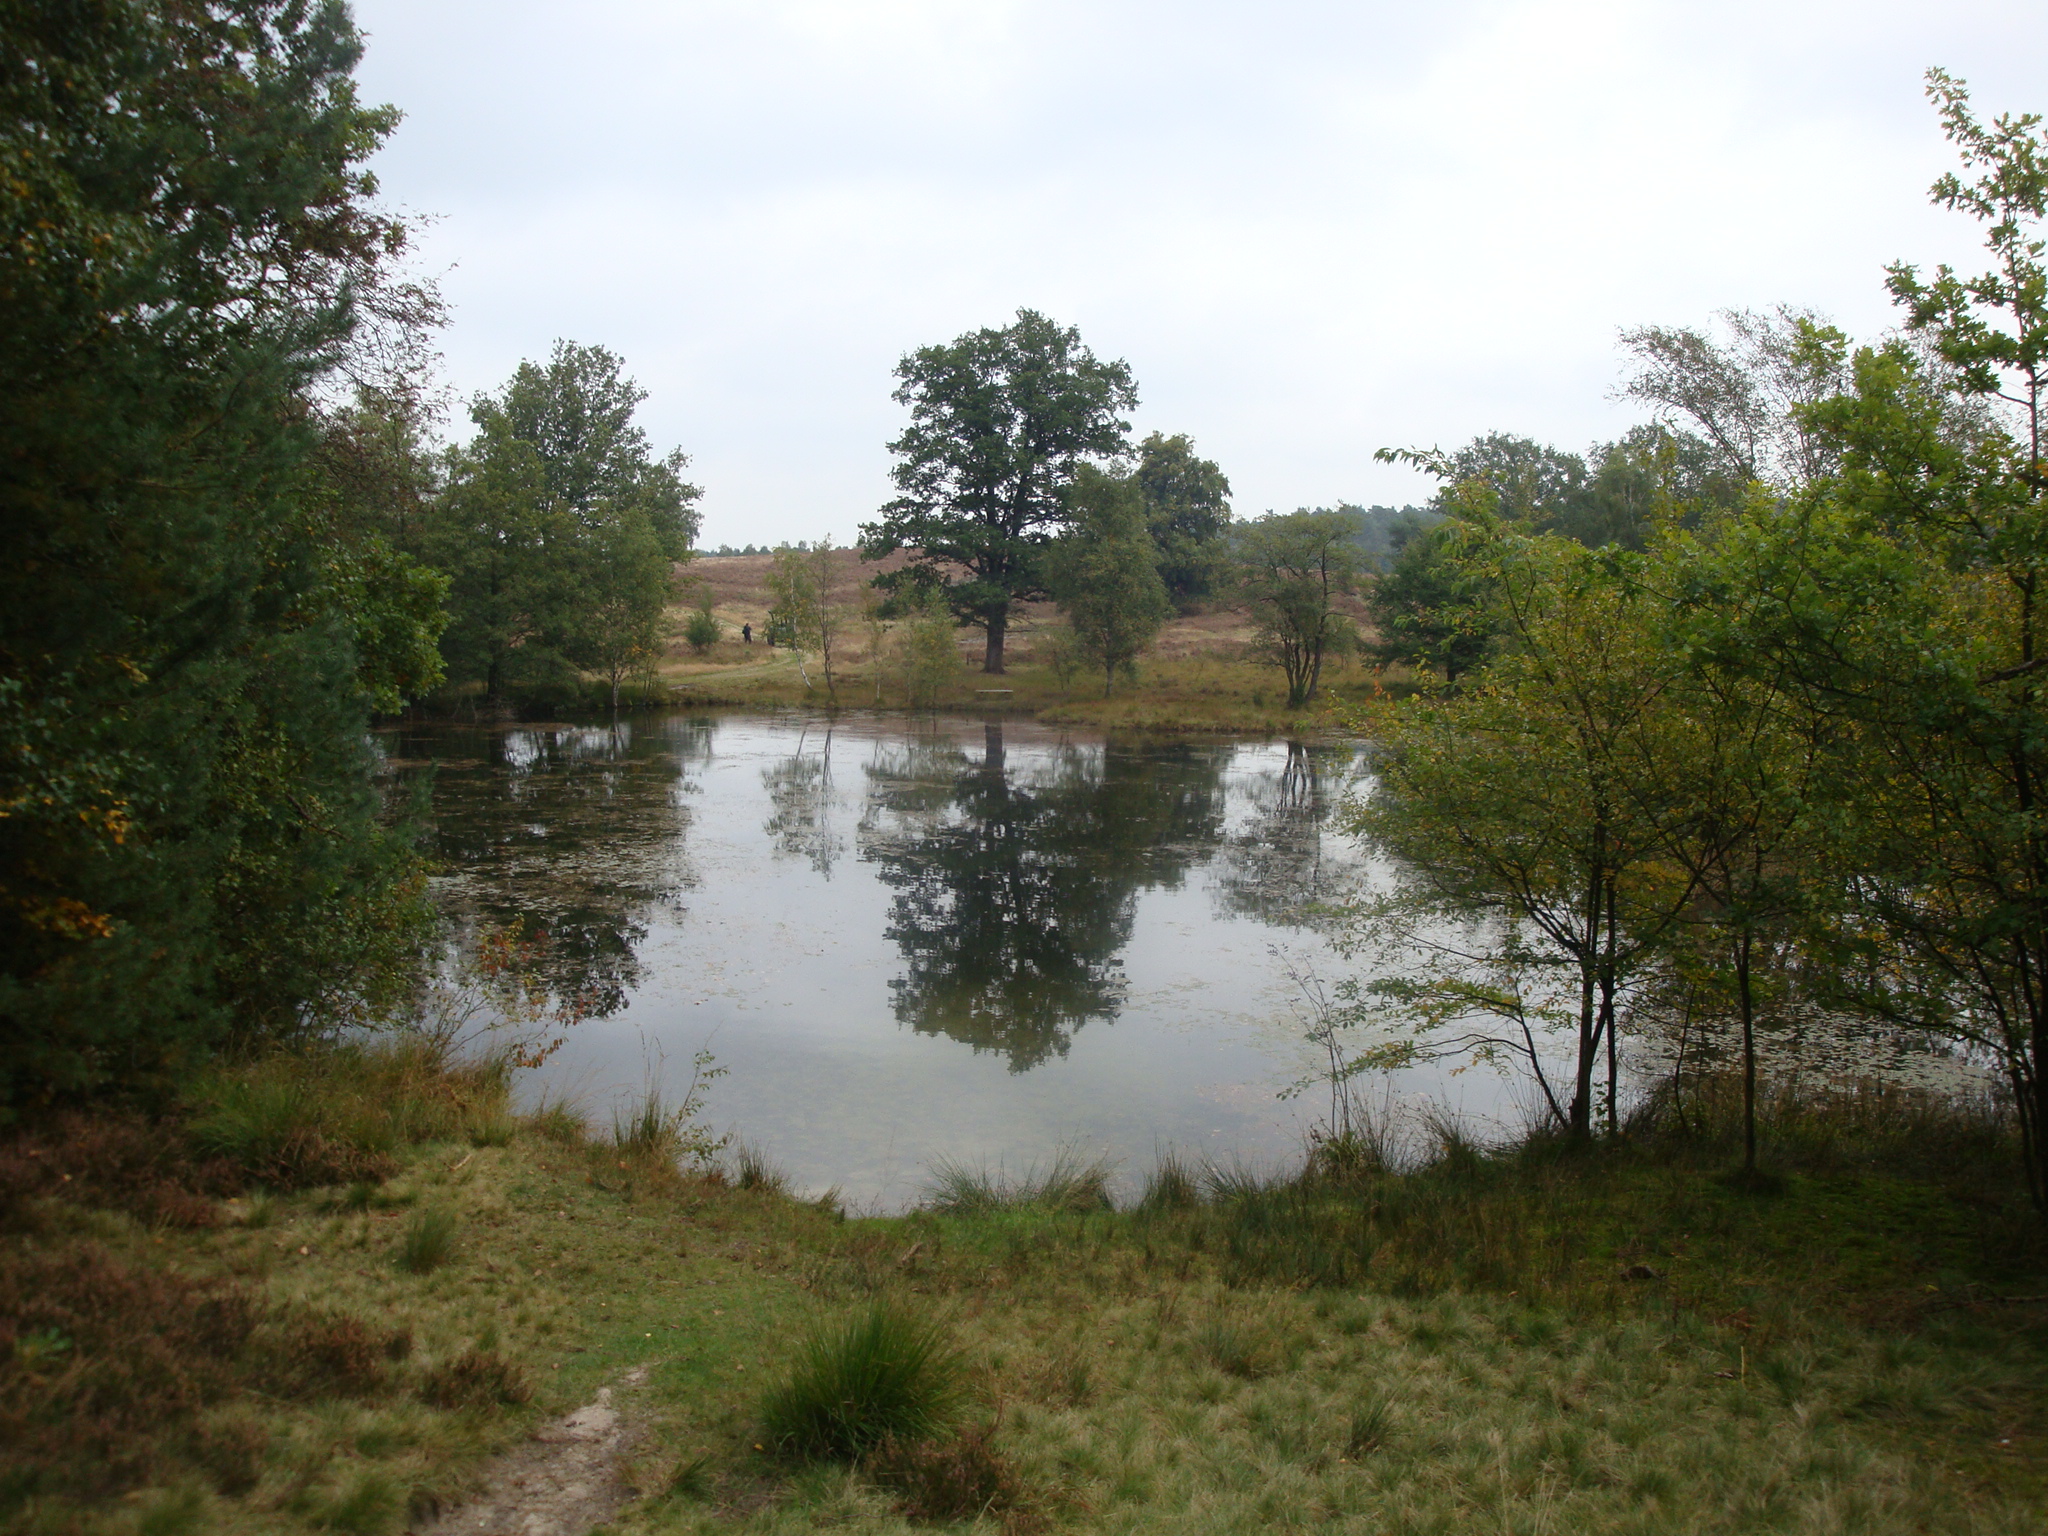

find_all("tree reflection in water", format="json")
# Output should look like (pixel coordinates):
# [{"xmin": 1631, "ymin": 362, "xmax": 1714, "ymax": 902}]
[
  {"xmin": 399, "ymin": 716, "xmax": 709, "ymax": 1014},
  {"xmin": 760, "ymin": 727, "xmax": 845, "ymax": 877},
  {"xmin": 1213, "ymin": 740, "xmax": 1364, "ymax": 930},
  {"xmin": 860, "ymin": 724, "xmax": 1226, "ymax": 1070}
]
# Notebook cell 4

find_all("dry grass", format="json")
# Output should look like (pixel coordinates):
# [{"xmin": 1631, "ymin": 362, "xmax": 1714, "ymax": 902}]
[
  {"xmin": 629, "ymin": 551, "xmax": 1417, "ymax": 729},
  {"xmin": 5, "ymin": 1054, "xmax": 2043, "ymax": 1534}
]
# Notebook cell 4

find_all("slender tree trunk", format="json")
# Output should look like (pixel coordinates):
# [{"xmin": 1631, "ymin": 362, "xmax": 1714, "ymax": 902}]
[
  {"xmin": 984, "ymin": 608, "xmax": 1007, "ymax": 674},
  {"xmin": 1569, "ymin": 831, "xmax": 1606, "ymax": 1141},
  {"xmin": 1572, "ymin": 962, "xmax": 1597, "ymax": 1141},
  {"xmin": 1737, "ymin": 927, "xmax": 1758, "ymax": 1178},
  {"xmin": 1603, "ymin": 884, "xmax": 1619, "ymax": 1138}
]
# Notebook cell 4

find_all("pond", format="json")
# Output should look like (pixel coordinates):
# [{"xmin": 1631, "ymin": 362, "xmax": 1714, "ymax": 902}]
[{"xmin": 380, "ymin": 710, "xmax": 1491, "ymax": 1208}]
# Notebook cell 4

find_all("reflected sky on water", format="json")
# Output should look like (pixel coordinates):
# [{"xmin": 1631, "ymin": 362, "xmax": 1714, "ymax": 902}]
[{"xmin": 382, "ymin": 711, "xmax": 1513, "ymax": 1209}]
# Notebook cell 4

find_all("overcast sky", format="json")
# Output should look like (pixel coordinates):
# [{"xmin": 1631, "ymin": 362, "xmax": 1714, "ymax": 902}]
[{"xmin": 349, "ymin": 0, "xmax": 2047, "ymax": 550}]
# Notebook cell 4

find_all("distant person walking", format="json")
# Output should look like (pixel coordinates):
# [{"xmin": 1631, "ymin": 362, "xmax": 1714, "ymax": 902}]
[{"xmin": 742, "ymin": 622, "xmax": 752, "ymax": 645}]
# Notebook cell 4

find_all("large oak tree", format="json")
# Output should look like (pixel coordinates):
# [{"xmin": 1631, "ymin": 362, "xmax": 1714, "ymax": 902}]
[{"xmin": 860, "ymin": 310, "xmax": 1137, "ymax": 673}]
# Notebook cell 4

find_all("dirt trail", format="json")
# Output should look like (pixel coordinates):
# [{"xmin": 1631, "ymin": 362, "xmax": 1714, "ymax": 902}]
[{"xmin": 424, "ymin": 1364, "xmax": 652, "ymax": 1536}]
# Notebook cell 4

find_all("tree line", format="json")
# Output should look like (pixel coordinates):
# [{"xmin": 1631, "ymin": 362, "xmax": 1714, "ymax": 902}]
[
  {"xmin": 1339, "ymin": 71, "xmax": 2048, "ymax": 1212},
  {"xmin": 0, "ymin": 2, "xmax": 705, "ymax": 1106}
]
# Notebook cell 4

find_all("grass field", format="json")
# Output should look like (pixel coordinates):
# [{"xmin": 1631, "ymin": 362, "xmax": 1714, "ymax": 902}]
[
  {"xmin": 444, "ymin": 549, "xmax": 1415, "ymax": 731},
  {"xmin": 4, "ymin": 1047, "xmax": 2043, "ymax": 1535}
]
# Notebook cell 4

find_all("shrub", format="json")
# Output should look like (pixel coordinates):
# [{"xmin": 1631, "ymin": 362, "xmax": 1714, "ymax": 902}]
[
  {"xmin": 761, "ymin": 1302, "xmax": 968, "ymax": 1460},
  {"xmin": 0, "ymin": 1112, "xmax": 239, "ymax": 1229},
  {"xmin": 420, "ymin": 1348, "xmax": 533, "ymax": 1410},
  {"xmin": 190, "ymin": 1410, "xmax": 270, "ymax": 1494},
  {"xmin": 397, "ymin": 1207, "xmax": 457, "ymax": 1275},
  {"xmin": 0, "ymin": 1245, "xmax": 260, "ymax": 1497},
  {"xmin": 271, "ymin": 1309, "xmax": 410, "ymax": 1398},
  {"xmin": 684, "ymin": 604, "xmax": 722, "ymax": 653}
]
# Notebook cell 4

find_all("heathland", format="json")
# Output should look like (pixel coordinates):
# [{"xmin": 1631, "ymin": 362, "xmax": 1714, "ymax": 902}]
[
  {"xmin": 4, "ymin": 1038, "xmax": 2042, "ymax": 1535},
  {"xmin": 606, "ymin": 547, "xmax": 1396, "ymax": 735}
]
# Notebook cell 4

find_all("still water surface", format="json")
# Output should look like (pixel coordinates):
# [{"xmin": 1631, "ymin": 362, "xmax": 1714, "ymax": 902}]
[{"xmin": 383, "ymin": 711, "xmax": 1449, "ymax": 1209}]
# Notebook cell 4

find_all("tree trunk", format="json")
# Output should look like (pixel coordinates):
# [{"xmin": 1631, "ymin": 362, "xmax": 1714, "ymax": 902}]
[
  {"xmin": 983, "ymin": 608, "xmax": 1007, "ymax": 674},
  {"xmin": 1737, "ymin": 928, "xmax": 1758, "ymax": 1178},
  {"xmin": 1602, "ymin": 884, "xmax": 1619, "ymax": 1138},
  {"xmin": 1571, "ymin": 966, "xmax": 1597, "ymax": 1141}
]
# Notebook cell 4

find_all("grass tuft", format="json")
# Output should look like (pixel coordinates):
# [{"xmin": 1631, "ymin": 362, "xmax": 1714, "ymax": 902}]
[
  {"xmin": 317, "ymin": 1469, "xmax": 403, "ymax": 1534},
  {"xmin": 1137, "ymin": 1148, "xmax": 1202, "ymax": 1212},
  {"xmin": 730, "ymin": 1139, "xmax": 790, "ymax": 1194},
  {"xmin": 396, "ymin": 1207, "xmax": 457, "ymax": 1275},
  {"xmin": 924, "ymin": 1146, "xmax": 1114, "ymax": 1216},
  {"xmin": 760, "ymin": 1301, "xmax": 969, "ymax": 1460},
  {"xmin": 525, "ymin": 1096, "xmax": 588, "ymax": 1145},
  {"xmin": 1193, "ymin": 1314, "xmax": 1278, "ymax": 1379}
]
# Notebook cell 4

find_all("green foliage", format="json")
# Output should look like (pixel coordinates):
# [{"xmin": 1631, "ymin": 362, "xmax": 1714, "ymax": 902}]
[
  {"xmin": 1133, "ymin": 431, "xmax": 1233, "ymax": 609},
  {"xmin": 760, "ymin": 1302, "xmax": 969, "ymax": 1460},
  {"xmin": 766, "ymin": 541, "xmax": 844, "ymax": 693},
  {"xmin": 861, "ymin": 309, "xmax": 1138, "ymax": 673},
  {"xmin": 1345, "ymin": 73, "xmax": 2048, "ymax": 1209},
  {"xmin": 1364, "ymin": 519, "xmax": 1496, "ymax": 683},
  {"xmin": 1354, "ymin": 542, "xmax": 1674, "ymax": 1127},
  {"xmin": 1046, "ymin": 467, "xmax": 1173, "ymax": 696},
  {"xmin": 427, "ymin": 342, "xmax": 698, "ymax": 702},
  {"xmin": 899, "ymin": 586, "xmax": 964, "ymax": 707},
  {"xmin": 683, "ymin": 599, "xmax": 722, "ymax": 654},
  {"xmin": 0, "ymin": 0, "xmax": 444, "ymax": 1105},
  {"xmin": 1233, "ymin": 508, "xmax": 1364, "ymax": 706}
]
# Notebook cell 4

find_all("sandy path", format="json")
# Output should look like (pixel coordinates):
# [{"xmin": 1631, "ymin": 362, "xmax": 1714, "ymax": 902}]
[{"xmin": 423, "ymin": 1364, "xmax": 652, "ymax": 1536}]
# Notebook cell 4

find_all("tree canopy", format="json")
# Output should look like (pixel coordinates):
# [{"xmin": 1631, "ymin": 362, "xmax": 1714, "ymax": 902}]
[
  {"xmin": 1343, "ymin": 70, "xmax": 2048, "ymax": 1207},
  {"xmin": 426, "ymin": 343, "xmax": 699, "ymax": 703},
  {"xmin": 0, "ymin": 0, "xmax": 442, "ymax": 1104},
  {"xmin": 860, "ymin": 309, "xmax": 1137, "ymax": 674},
  {"xmin": 1133, "ymin": 431, "xmax": 1234, "ymax": 609},
  {"xmin": 1046, "ymin": 467, "xmax": 1174, "ymax": 696},
  {"xmin": 1235, "ymin": 508, "xmax": 1365, "ymax": 706}
]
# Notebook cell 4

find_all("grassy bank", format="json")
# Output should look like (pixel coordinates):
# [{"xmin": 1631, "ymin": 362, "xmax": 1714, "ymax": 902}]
[
  {"xmin": 3, "ymin": 1049, "xmax": 2043, "ymax": 1534},
  {"xmin": 427, "ymin": 551, "xmax": 1417, "ymax": 733}
]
